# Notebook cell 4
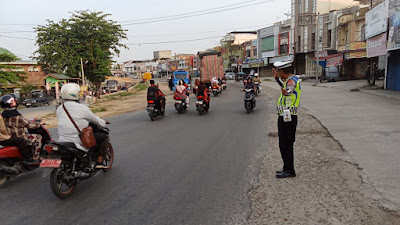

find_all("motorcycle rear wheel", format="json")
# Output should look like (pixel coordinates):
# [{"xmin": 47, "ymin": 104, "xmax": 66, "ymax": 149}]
[
  {"xmin": 0, "ymin": 172, "xmax": 10, "ymax": 188},
  {"xmin": 103, "ymin": 143, "xmax": 114, "ymax": 172},
  {"xmin": 50, "ymin": 164, "xmax": 77, "ymax": 199},
  {"xmin": 149, "ymin": 113, "xmax": 155, "ymax": 121}
]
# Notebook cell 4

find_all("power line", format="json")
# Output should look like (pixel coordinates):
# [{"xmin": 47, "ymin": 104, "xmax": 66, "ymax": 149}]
[
  {"xmin": 122, "ymin": 0, "xmax": 275, "ymax": 26},
  {"xmin": 127, "ymin": 22, "xmax": 274, "ymax": 38},
  {"xmin": 0, "ymin": 34, "xmax": 35, "ymax": 40},
  {"xmin": 119, "ymin": 0, "xmax": 258, "ymax": 23},
  {"xmin": 124, "ymin": 35, "xmax": 225, "ymax": 46}
]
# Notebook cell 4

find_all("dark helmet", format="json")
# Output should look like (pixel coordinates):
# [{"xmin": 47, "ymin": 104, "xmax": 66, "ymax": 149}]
[{"xmin": 0, "ymin": 94, "xmax": 18, "ymax": 109}]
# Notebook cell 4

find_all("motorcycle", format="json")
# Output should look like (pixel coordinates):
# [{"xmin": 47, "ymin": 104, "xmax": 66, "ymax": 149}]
[
  {"xmin": 40, "ymin": 123, "xmax": 113, "ymax": 199},
  {"xmin": 0, "ymin": 119, "xmax": 52, "ymax": 188},
  {"xmin": 211, "ymin": 86, "xmax": 220, "ymax": 97},
  {"xmin": 244, "ymin": 89, "xmax": 256, "ymax": 114},
  {"xmin": 146, "ymin": 99, "xmax": 165, "ymax": 121},
  {"xmin": 254, "ymin": 82, "xmax": 260, "ymax": 96},
  {"xmin": 174, "ymin": 94, "xmax": 188, "ymax": 114},
  {"xmin": 196, "ymin": 95, "xmax": 210, "ymax": 115},
  {"xmin": 222, "ymin": 80, "xmax": 227, "ymax": 91}
]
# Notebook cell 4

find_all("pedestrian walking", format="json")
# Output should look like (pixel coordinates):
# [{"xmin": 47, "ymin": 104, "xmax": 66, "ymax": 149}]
[{"xmin": 272, "ymin": 61, "xmax": 301, "ymax": 178}]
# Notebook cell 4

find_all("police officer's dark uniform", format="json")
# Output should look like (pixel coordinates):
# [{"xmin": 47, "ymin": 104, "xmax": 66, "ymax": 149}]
[{"xmin": 273, "ymin": 61, "xmax": 301, "ymax": 178}]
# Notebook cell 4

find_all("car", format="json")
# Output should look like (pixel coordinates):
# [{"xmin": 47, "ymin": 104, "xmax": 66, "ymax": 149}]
[
  {"xmin": 225, "ymin": 72, "xmax": 236, "ymax": 80},
  {"xmin": 23, "ymin": 91, "xmax": 53, "ymax": 107}
]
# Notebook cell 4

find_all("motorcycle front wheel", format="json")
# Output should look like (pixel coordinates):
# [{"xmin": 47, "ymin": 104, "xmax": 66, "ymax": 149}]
[
  {"xmin": 103, "ymin": 143, "xmax": 114, "ymax": 172},
  {"xmin": 50, "ymin": 163, "xmax": 77, "ymax": 199}
]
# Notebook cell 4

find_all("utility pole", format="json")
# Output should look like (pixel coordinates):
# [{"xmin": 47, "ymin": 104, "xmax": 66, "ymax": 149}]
[
  {"xmin": 315, "ymin": 12, "xmax": 320, "ymax": 84},
  {"xmin": 80, "ymin": 58, "xmax": 86, "ymax": 88}
]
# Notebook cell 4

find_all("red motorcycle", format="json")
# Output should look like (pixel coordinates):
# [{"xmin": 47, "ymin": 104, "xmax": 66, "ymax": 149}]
[{"xmin": 0, "ymin": 119, "xmax": 53, "ymax": 187}]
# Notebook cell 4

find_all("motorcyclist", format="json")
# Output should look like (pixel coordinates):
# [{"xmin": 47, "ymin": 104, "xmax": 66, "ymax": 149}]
[
  {"xmin": 175, "ymin": 80, "xmax": 190, "ymax": 107},
  {"xmin": 253, "ymin": 73, "xmax": 262, "ymax": 92},
  {"xmin": 243, "ymin": 77, "xmax": 256, "ymax": 105},
  {"xmin": 253, "ymin": 73, "xmax": 261, "ymax": 83},
  {"xmin": 0, "ymin": 111, "xmax": 33, "ymax": 164},
  {"xmin": 56, "ymin": 83, "xmax": 109, "ymax": 169},
  {"xmin": 147, "ymin": 80, "xmax": 166, "ymax": 112},
  {"xmin": 0, "ymin": 94, "xmax": 42, "ymax": 162},
  {"xmin": 197, "ymin": 81, "xmax": 211, "ymax": 107}
]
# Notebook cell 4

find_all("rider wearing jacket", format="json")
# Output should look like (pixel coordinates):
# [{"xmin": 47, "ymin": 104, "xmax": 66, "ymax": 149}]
[
  {"xmin": 1, "ymin": 94, "xmax": 42, "ymax": 161},
  {"xmin": 175, "ymin": 80, "xmax": 190, "ymax": 107},
  {"xmin": 197, "ymin": 81, "xmax": 210, "ymax": 105},
  {"xmin": 57, "ymin": 83, "xmax": 109, "ymax": 169},
  {"xmin": 147, "ymin": 80, "xmax": 166, "ymax": 112},
  {"xmin": 0, "ymin": 111, "xmax": 32, "ymax": 163}
]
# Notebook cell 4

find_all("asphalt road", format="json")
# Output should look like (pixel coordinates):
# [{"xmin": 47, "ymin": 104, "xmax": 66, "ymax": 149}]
[{"xmin": 0, "ymin": 82, "xmax": 273, "ymax": 225}]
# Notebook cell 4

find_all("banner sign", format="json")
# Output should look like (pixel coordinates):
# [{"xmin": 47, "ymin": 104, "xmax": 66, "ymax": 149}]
[
  {"xmin": 388, "ymin": 10, "xmax": 400, "ymax": 50},
  {"xmin": 367, "ymin": 32, "xmax": 387, "ymax": 58},
  {"xmin": 365, "ymin": 1, "xmax": 389, "ymax": 39},
  {"xmin": 269, "ymin": 55, "xmax": 294, "ymax": 64},
  {"xmin": 326, "ymin": 54, "xmax": 343, "ymax": 67}
]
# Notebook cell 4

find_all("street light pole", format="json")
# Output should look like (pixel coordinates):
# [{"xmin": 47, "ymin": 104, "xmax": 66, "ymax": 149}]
[{"xmin": 315, "ymin": 13, "xmax": 320, "ymax": 84}]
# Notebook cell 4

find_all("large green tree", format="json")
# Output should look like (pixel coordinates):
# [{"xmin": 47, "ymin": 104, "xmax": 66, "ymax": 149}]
[
  {"xmin": 0, "ymin": 50, "xmax": 24, "ymax": 90},
  {"xmin": 34, "ymin": 10, "xmax": 127, "ymax": 87}
]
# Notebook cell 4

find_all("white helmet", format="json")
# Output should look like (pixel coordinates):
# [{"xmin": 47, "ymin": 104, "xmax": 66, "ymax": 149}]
[
  {"xmin": 254, "ymin": 73, "xmax": 259, "ymax": 77},
  {"xmin": 60, "ymin": 83, "xmax": 81, "ymax": 100}
]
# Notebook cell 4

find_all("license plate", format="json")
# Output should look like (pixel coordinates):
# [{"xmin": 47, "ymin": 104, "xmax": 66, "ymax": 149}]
[
  {"xmin": 26, "ymin": 103, "xmax": 31, "ymax": 106},
  {"xmin": 147, "ymin": 107, "xmax": 154, "ymax": 110},
  {"xmin": 40, "ymin": 159, "xmax": 62, "ymax": 168},
  {"xmin": 196, "ymin": 101, "xmax": 203, "ymax": 104},
  {"xmin": 175, "ymin": 100, "xmax": 182, "ymax": 103}
]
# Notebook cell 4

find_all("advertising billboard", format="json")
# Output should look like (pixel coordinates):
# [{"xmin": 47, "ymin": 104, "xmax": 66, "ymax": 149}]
[
  {"xmin": 365, "ymin": 1, "xmax": 389, "ymax": 39},
  {"xmin": 388, "ymin": 10, "xmax": 400, "ymax": 51}
]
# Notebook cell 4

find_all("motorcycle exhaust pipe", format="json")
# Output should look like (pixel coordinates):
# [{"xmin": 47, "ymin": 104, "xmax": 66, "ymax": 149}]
[
  {"xmin": 72, "ymin": 171, "xmax": 90, "ymax": 179},
  {"xmin": 0, "ymin": 164, "xmax": 19, "ymax": 175}
]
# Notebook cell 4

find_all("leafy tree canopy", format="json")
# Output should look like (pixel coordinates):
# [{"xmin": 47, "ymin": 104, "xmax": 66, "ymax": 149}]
[
  {"xmin": 0, "ymin": 51, "xmax": 24, "ymax": 86},
  {"xmin": 34, "ymin": 10, "xmax": 127, "ymax": 87}
]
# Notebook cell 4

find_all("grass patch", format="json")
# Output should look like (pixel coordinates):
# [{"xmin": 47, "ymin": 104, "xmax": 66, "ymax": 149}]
[
  {"xmin": 263, "ymin": 78, "xmax": 272, "ymax": 81},
  {"xmin": 134, "ymin": 83, "xmax": 148, "ymax": 91},
  {"xmin": 108, "ymin": 96, "xmax": 118, "ymax": 100},
  {"xmin": 91, "ymin": 107, "xmax": 107, "ymax": 113},
  {"xmin": 115, "ymin": 91, "xmax": 134, "ymax": 97}
]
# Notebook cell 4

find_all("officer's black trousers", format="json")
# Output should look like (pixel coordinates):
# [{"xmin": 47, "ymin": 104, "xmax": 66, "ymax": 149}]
[{"xmin": 278, "ymin": 115, "xmax": 298, "ymax": 174}]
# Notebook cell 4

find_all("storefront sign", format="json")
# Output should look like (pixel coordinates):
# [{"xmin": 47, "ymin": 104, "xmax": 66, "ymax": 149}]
[
  {"xmin": 262, "ymin": 51, "xmax": 275, "ymax": 58},
  {"xmin": 349, "ymin": 41, "xmax": 367, "ymax": 51},
  {"xmin": 345, "ymin": 51, "xmax": 368, "ymax": 59},
  {"xmin": 269, "ymin": 55, "xmax": 294, "ymax": 64},
  {"xmin": 367, "ymin": 32, "xmax": 387, "ymax": 58},
  {"xmin": 365, "ymin": 1, "xmax": 389, "ymax": 39},
  {"xmin": 326, "ymin": 54, "xmax": 343, "ymax": 67},
  {"xmin": 388, "ymin": 10, "xmax": 400, "ymax": 51},
  {"xmin": 315, "ymin": 50, "xmax": 328, "ymax": 58}
]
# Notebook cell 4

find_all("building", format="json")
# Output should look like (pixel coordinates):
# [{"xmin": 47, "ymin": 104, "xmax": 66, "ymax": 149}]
[
  {"xmin": 291, "ymin": 0, "xmax": 360, "ymax": 76},
  {"xmin": 153, "ymin": 50, "xmax": 172, "ymax": 60},
  {"xmin": 124, "ymin": 60, "xmax": 160, "ymax": 79},
  {"xmin": 221, "ymin": 32, "xmax": 257, "ymax": 72}
]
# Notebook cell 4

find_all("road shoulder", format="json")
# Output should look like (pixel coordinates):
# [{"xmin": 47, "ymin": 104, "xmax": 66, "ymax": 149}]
[{"xmin": 248, "ymin": 84, "xmax": 400, "ymax": 224}]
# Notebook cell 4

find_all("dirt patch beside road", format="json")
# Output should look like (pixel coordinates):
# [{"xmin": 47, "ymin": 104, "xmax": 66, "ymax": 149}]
[{"xmin": 248, "ymin": 89, "xmax": 400, "ymax": 224}]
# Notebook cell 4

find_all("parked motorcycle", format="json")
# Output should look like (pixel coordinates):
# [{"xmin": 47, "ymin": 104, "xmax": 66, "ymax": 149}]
[
  {"xmin": 174, "ymin": 94, "xmax": 188, "ymax": 114},
  {"xmin": 40, "ymin": 123, "xmax": 113, "ymax": 199},
  {"xmin": 0, "ymin": 119, "xmax": 52, "ymax": 188},
  {"xmin": 254, "ymin": 82, "xmax": 260, "ymax": 96},
  {"xmin": 146, "ymin": 99, "xmax": 165, "ymax": 121},
  {"xmin": 196, "ymin": 96, "xmax": 209, "ymax": 115},
  {"xmin": 244, "ymin": 89, "xmax": 256, "ymax": 114}
]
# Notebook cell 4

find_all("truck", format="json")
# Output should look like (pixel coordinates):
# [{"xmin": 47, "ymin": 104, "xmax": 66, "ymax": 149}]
[
  {"xmin": 197, "ymin": 51, "xmax": 224, "ymax": 82},
  {"xmin": 22, "ymin": 90, "xmax": 53, "ymax": 107}
]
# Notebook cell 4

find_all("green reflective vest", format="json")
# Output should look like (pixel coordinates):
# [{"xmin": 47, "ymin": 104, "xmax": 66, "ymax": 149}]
[{"xmin": 277, "ymin": 76, "xmax": 301, "ymax": 115}]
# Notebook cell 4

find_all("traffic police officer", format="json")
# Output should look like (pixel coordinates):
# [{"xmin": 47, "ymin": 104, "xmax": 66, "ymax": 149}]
[{"xmin": 272, "ymin": 61, "xmax": 301, "ymax": 178}]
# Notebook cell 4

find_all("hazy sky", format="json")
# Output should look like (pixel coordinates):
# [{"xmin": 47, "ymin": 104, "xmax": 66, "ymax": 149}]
[{"xmin": 0, "ymin": 0, "xmax": 291, "ymax": 63}]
